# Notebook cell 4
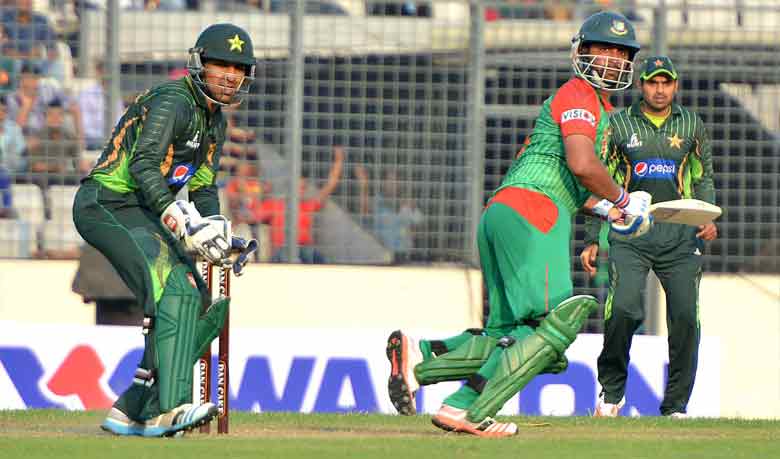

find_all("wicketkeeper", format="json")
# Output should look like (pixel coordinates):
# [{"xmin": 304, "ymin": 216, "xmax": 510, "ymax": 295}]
[
  {"xmin": 581, "ymin": 55, "xmax": 717, "ymax": 417},
  {"xmin": 72, "ymin": 23, "xmax": 255, "ymax": 437}
]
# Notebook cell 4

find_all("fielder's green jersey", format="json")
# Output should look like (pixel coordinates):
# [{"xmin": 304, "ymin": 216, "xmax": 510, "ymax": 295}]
[
  {"xmin": 584, "ymin": 100, "xmax": 715, "ymax": 245},
  {"xmin": 87, "ymin": 76, "xmax": 226, "ymax": 216},
  {"xmin": 496, "ymin": 77, "xmax": 614, "ymax": 214}
]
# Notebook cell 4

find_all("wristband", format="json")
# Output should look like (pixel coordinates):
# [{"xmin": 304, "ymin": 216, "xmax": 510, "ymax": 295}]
[{"xmin": 614, "ymin": 189, "xmax": 629, "ymax": 208}]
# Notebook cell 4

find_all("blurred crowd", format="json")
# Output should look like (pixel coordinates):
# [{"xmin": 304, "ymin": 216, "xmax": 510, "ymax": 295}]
[{"xmin": 0, "ymin": 0, "xmax": 638, "ymax": 264}]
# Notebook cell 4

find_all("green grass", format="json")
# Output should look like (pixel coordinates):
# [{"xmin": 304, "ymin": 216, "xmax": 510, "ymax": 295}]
[{"xmin": 0, "ymin": 410, "xmax": 777, "ymax": 459}]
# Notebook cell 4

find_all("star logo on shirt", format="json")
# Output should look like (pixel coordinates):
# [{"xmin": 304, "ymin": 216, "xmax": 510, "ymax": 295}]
[
  {"xmin": 668, "ymin": 133, "xmax": 683, "ymax": 148},
  {"xmin": 228, "ymin": 34, "xmax": 245, "ymax": 52}
]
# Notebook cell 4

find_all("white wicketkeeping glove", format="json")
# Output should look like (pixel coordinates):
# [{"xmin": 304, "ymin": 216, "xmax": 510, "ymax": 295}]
[
  {"xmin": 161, "ymin": 200, "xmax": 202, "ymax": 239},
  {"xmin": 611, "ymin": 191, "xmax": 653, "ymax": 239},
  {"xmin": 184, "ymin": 215, "xmax": 232, "ymax": 266},
  {"xmin": 161, "ymin": 200, "xmax": 232, "ymax": 265}
]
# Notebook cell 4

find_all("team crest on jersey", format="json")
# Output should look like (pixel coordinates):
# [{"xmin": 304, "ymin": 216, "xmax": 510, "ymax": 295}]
[
  {"xmin": 633, "ymin": 159, "xmax": 676, "ymax": 179},
  {"xmin": 186, "ymin": 130, "xmax": 201, "ymax": 149},
  {"xmin": 561, "ymin": 108, "xmax": 596, "ymax": 127},
  {"xmin": 167, "ymin": 163, "xmax": 195, "ymax": 185},
  {"xmin": 627, "ymin": 133, "xmax": 643, "ymax": 148}
]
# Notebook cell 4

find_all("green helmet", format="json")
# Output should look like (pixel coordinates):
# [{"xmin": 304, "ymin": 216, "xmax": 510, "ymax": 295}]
[
  {"xmin": 187, "ymin": 23, "xmax": 256, "ymax": 105},
  {"xmin": 571, "ymin": 11, "xmax": 640, "ymax": 91}
]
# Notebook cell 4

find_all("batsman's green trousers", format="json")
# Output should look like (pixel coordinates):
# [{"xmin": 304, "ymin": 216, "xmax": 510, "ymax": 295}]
[{"xmin": 480, "ymin": 186, "xmax": 574, "ymax": 335}]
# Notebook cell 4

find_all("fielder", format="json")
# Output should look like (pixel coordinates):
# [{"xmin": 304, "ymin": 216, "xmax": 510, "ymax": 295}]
[
  {"xmin": 72, "ymin": 23, "xmax": 255, "ymax": 437},
  {"xmin": 386, "ymin": 11, "xmax": 652, "ymax": 437},
  {"xmin": 581, "ymin": 56, "xmax": 717, "ymax": 417}
]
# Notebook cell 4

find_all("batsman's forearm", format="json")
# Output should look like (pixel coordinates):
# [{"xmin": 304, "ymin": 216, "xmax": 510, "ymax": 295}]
[{"xmin": 572, "ymin": 160, "xmax": 623, "ymax": 203}]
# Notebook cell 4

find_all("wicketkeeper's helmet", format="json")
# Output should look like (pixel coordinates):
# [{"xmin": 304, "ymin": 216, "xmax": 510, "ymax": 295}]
[
  {"xmin": 187, "ymin": 23, "xmax": 256, "ymax": 106},
  {"xmin": 571, "ymin": 11, "xmax": 640, "ymax": 91}
]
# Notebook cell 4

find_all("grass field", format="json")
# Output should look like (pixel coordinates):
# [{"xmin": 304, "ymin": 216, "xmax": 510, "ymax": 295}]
[{"xmin": 1, "ymin": 410, "xmax": 777, "ymax": 459}]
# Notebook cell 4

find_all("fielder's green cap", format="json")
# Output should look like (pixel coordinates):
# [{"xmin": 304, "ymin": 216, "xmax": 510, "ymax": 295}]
[{"xmin": 639, "ymin": 55, "xmax": 678, "ymax": 81}]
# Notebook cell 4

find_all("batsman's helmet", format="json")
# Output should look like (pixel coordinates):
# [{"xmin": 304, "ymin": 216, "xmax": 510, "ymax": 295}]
[
  {"xmin": 187, "ymin": 23, "xmax": 256, "ymax": 106},
  {"xmin": 571, "ymin": 11, "xmax": 640, "ymax": 91}
]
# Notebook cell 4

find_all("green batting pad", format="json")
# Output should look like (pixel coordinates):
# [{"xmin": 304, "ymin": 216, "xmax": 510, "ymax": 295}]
[
  {"xmin": 466, "ymin": 295, "xmax": 599, "ymax": 422},
  {"xmin": 414, "ymin": 335, "xmax": 498, "ymax": 385}
]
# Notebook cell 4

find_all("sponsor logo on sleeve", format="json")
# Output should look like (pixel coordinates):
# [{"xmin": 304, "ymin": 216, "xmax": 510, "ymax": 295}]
[
  {"xmin": 633, "ymin": 159, "xmax": 676, "ymax": 179},
  {"xmin": 561, "ymin": 108, "xmax": 596, "ymax": 127},
  {"xmin": 167, "ymin": 163, "xmax": 196, "ymax": 186}
]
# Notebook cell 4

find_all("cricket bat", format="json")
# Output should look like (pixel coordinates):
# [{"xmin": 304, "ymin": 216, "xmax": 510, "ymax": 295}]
[{"xmin": 649, "ymin": 199, "xmax": 722, "ymax": 226}]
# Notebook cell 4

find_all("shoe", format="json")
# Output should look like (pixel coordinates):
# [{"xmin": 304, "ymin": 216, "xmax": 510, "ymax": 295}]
[
  {"xmin": 142, "ymin": 402, "xmax": 218, "ymax": 437},
  {"xmin": 667, "ymin": 412, "xmax": 689, "ymax": 419},
  {"xmin": 101, "ymin": 407, "xmax": 144, "ymax": 436},
  {"xmin": 386, "ymin": 330, "xmax": 422, "ymax": 415},
  {"xmin": 431, "ymin": 404, "xmax": 517, "ymax": 438},
  {"xmin": 593, "ymin": 393, "xmax": 625, "ymax": 417}
]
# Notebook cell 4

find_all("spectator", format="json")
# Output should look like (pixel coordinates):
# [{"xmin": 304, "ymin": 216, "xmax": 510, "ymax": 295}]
[
  {"xmin": 224, "ymin": 159, "xmax": 268, "ymax": 226},
  {"xmin": 25, "ymin": 99, "xmax": 84, "ymax": 185},
  {"xmin": 6, "ymin": 62, "xmax": 84, "ymax": 143},
  {"xmin": 0, "ymin": 0, "xmax": 59, "ymax": 69},
  {"xmin": 355, "ymin": 165, "xmax": 424, "ymax": 264},
  {"xmin": 77, "ymin": 60, "xmax": 124, "ymax": 150},
  {"xmin": 0, "ymin": 23, "xmax": 19, "ymax": 95},
  {"xmin": 221, "ymin": 105, "xmax": 257, "ymax": 173},
  {"xmin": 259, "ymin": 145, "xmax": 344, "ymax": 263},
  {"xmin": 0, "ymin": 95, "xmax": 26, "ymax": 217}
]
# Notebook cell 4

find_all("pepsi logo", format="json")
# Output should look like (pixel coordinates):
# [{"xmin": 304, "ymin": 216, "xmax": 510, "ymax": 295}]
[
  {"xmin": 632, "ymin": 159, "xmax": 676, "ymax": 179},
  {"xmin": 173, "ymin": 165, "xmax": 190, "ymax": 179},
  {"xmin": 167, "ymin": 163, "xmax": 195, "ymax": 185}
]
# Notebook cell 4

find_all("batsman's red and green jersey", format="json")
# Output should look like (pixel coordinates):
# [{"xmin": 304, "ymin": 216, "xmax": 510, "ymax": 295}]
[
  {"xmin": 89, "ymin": 75, "xmax": 226, "ymax": 217},
  {"xmin": 481, "ymin": 77, "xmax": 614, "ymax": 332},
  {"xmin": 498, "ymin": 77, "xmax": 614, "ymax": 214}
]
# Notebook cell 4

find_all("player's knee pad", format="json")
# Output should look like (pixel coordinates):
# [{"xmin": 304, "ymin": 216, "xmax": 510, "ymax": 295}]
[
  {"xmin": 466, "ymin": 295, "xmax": 599, "ymax": 422},
  {"xmin": 153, "ymin": 265, "xmax": 201, "ymax": 411},
  {"xmin": 192, "ymin": 296, "xmax": 230, "ymax": 363},
  {"xmin": 414, "ymin": 335, "xmax": 497, "ymax": 385}
]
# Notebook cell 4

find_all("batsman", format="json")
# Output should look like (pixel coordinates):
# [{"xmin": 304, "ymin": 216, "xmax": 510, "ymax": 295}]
[
  {"xmin": 582, "ymin": 56, "xmax": 717, "ymax": 417},
  {"xmin": 72, "ymin": 23, "xmax": 256, "ymax": 437},
  {"xmin": 386, "ymin": 12, "xmax": 653, "ymax": 437}
]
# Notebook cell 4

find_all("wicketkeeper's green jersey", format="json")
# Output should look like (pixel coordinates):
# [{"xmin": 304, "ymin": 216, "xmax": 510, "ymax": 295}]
[
  {"xmin": 584, "ymin": 100, "xmax": 715, "ymax": 245},
  {"xmin": 88, "ymin": 76, "xmax": 226, "ymax": 217}
]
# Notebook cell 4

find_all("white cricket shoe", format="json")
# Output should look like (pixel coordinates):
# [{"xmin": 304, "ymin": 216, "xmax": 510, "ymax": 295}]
[
  {"xmin": 593, "ymin": 393, "xmax": 626, "ymax": 417},
  {"xmin": 101, "ymin": 407, "xmax": 144, "ymax": 436},
  {"xmin": 386, "ymin": 330, "xmax": 423, "ymax": 415},
  {"xmin": 142, "ymin": 402, "xmax": 218, "ymax": 437},
  {"xmin": 431, "ymin": 404, "xmax": 517, "ymax": 438},
  {"xmin": 667, "ymin": 412, "xmax": 689, "ymax": 419}
]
